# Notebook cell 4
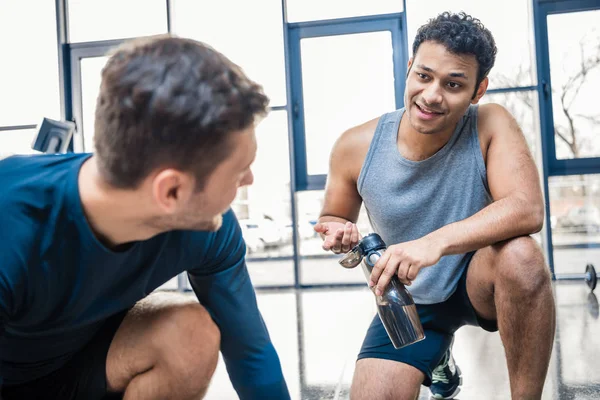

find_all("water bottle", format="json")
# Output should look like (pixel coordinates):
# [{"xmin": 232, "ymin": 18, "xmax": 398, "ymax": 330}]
[{"xmin": 339, "ymin": 233, "xmax": 425, "ymax": 349}]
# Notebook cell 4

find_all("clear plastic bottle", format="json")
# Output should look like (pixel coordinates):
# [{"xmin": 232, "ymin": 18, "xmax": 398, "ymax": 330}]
[{"xmin": 340, "ymin": 233, "xmax": 425, "ymax": 349}]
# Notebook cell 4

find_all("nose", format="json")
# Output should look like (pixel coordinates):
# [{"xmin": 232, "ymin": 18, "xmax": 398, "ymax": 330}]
[
  {"xmin": 422, "ymin": 83, "xmax": 443, "ymax": 105},
  {"xmin": 241, "ymin": 170, "xmax": 254, "ymax": 187}
]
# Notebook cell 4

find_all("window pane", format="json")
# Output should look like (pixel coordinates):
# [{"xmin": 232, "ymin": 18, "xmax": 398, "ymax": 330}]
[
  {"xmin": 287, "ymin": 0, "xmax": 402, "ymax": 23},
  {"xmin": 233, "ymin": 111, "xmax": 294, "ymax": 286},
  {"xmin": 0, "ymin": 1, "xmax": 60, "ymax": 126},
  {"xmin": 301, "ymin": 32, "xmax": 396, "ymax": 176},
  {"xmin": 0, "ymin": 129, "xmax": 37, "ymax": 158},
  {"xmin": 68, "ymin": 0, "xmax": 167, "ymax": 42},
  {"xmin": 301, "ymin": 289, "xmax": 374, "ymax": 390},
  {"xmin": 547, "ymin": 10, "xmax": 600, "ymax": 160},
  {"xmin": 77, "ymin": 56, "xmax": 110, "ymax": 153},
  {"xmin": 172, "ymin": 0, "xmax": 287, "ymax": 106},
  {"xmin": 479, "ymin": 91, "xmax": 542, "ymax": 168},
  {"xmin": 297, "ymin": 190, "xmax": 373, "ymax": 285},
  {"xmin": 405, "ymin": 1, "xmax": 536, "ymax": 88},
  {"xmin": 549, "ymin": 174, "xmax": 600, "ymax": 276}
]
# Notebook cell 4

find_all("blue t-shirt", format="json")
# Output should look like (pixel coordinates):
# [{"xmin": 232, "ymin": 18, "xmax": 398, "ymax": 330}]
[{"xmin": 0, "ymin": 153, "xmax": 290, "ymax": 399}]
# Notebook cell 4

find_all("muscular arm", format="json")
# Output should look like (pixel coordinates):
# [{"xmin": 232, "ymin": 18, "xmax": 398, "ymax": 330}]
[
  {"xmin": 370, "ymin": 104, "xmax": 545, "ymax": 291},
  {"xmin": 316, "ymin": 118, "xmax": 378, "ymax": 252},
  {"xmin": 187, "ymin": 211, "xmax": 290, "ymax": 400},
  {"xmin": 427, "ymin": 103, "xmax": 544, "ymax": 255}
]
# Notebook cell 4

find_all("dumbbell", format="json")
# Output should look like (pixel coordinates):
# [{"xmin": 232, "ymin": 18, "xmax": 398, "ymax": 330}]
[{"xmin": 585, "ymin": 264, "xmax": 597, "ymax": 292}]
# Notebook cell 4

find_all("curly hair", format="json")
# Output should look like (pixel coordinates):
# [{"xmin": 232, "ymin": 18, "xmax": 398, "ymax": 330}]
[
  {"xmin": 412, "ymin": 12, "xmax": 497, "ymax": 96},
  {"xmin": 94, "ymin": 35, "xmax": 269, "ymax": 190}
]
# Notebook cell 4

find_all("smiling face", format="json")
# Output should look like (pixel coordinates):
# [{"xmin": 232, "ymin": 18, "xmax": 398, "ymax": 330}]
[{"xmin": 404, "ymin": 41, "xmax": 488, "ymax": 136}]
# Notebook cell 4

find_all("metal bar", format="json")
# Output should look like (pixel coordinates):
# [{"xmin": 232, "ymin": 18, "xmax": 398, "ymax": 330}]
[
  {"xmin": 554, "ymin": 273, "xmax": 592, "ymax": 281},
  {"xmin": 533, "ymin": 0, "xmax": 556, "ymax": 277},
  {"xmin": 254, "ymin": 282, "xmax": 366, "ymax": 292},
  {"xmin": 281, "ymin": 0, "xmax": 302, "ymax": 288},
  {"xmin": 486, "ymin": 85, "xmax": 538, "ymax": 94},
  {"xmin": 269, "ymin": 105, "xmax": 288, "ymax": 112},
  {"xmin": 553, "ymin": 243, "xmax": 600, "ymax": 250},
  {"xmin": 166, "ymin": 0, "xmax": 172, "ymax": 33},
  {"xmin": 0, "ymin": 125, "xmax": 37, "ymax": 132},
  {"xmin": 288, "ymin": 12, "xmax": 403, "ymax": 30},
  {"xmin": 55, "ymin": 0, "xmax": 72, "ymax": 126}
]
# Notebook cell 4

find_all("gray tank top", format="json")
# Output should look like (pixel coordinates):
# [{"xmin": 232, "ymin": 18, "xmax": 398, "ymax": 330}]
[{"xmin": 357, "ymin": 105, "xmax": 492, "ymax": 304}]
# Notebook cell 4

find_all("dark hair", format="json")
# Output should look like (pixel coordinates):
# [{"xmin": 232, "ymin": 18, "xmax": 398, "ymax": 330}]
[
  {"xmin": 94, "ymin": 35, "xmax": 269, "ymax": 190},
  {"xmin": 412, "ymin": 12, "xmax": 497, "ymax": 96}
]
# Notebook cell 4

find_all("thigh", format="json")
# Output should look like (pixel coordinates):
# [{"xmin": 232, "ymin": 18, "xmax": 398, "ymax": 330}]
[
  {"xmin": 105, "ymin": 291, "xmax": 217, "ymax": 393},
  {"xmin": 357, "ymin": 315, "xmax": 452, "ymax": 387},
  {"xmin": 351, "ymin": 358, "xmax": 423, "ymax": 400}
]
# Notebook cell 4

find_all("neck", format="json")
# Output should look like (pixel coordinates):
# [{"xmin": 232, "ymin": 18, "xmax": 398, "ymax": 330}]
[
  {"xmin": 78, "ymin": 157, "xmax": 160, "ymax": 248},
  {"xmin": 397, "ymin": 113, "xmax": 456, "ymax": 161}
]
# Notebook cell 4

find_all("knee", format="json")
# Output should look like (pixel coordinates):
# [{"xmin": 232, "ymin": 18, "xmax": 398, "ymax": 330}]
[
  {"xmin": 157, "ymin": 303, "xmax": 221, "ymax": 394},
  {"xmin": 495, "ymin": 236, "xmax": 551, "ymax": 295}
]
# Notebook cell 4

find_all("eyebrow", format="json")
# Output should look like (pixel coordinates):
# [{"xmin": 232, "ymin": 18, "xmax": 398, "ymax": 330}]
[{"xmin": 416, "ymin": 64, "xmax": 468, "ymax": 79}]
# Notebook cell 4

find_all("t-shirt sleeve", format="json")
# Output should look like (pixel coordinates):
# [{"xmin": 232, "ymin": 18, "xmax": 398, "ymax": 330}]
[{"xmin": 187, "ymin": 210, "xmax": 290, "ymax": 400}]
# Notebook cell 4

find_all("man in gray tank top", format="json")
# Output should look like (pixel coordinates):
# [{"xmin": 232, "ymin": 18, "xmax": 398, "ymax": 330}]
[{"xmin": 315, "ymin": 12, "xmax": 555, "ymax": 400}]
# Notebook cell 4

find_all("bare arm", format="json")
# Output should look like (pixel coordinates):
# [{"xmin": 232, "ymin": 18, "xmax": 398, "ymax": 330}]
[
  {"xmin": 427, "ymin": 103, "xmax": 544, "ymax": 255},
  {"xmin": 315, "ymin": 118, "xmax": 378, "ymax": 253},
  {"xmin": 370, "ymin": 104, "xmax": 545, "ymax": 292}
]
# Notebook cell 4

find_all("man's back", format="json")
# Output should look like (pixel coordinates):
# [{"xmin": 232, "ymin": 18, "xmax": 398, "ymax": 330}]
[{"xmin": 0, "ymin": 154, "xmax": 223, "ymax": 385}]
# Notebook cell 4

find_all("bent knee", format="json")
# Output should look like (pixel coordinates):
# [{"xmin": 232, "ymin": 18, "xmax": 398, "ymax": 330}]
[
  {"xmin": 156, "ymin": 303, "xmax": 221, "ymax": 386},
  {"xmin": 351, "ymin": 359, "xmax": 423, "ymax": 400},
  {"xmin": 495, "ymin": 236, "xmax": 551, "ymax": 294}
]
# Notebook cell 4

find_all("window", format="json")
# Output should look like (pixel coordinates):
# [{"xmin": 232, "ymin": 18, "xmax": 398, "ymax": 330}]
[
  {"xmin": 547, "ymin": 10, "xmax": 600, "ymax": 160},
  {"xmin": 233, "ymin": 111, "xmax": 295, "ymax": 286},
  {"xmin": 0, "ymin": 1, "xmax": 61, "ymax": 126},
  {"xmin": 300, "ymin": 32, "xmax": 396, "ymax": 176},
  {"xmin": 171, "ymin": 0, "xmax": 287, "ymax": 106},
  {"xmin": 286, "ymin": 0, "xmax": 403, "ymax": 23},
  {"xmin": 68, "ymin": 0, "xmax": 167, "ymax": 42},
  {"xmin": 549, "ymin": 174, "xmax": 600, "ymax": 275},
  {"xmin": 405, "ymin": 0, "xmax": 536, "ymax": 89},
  {"xmin": 0, "ymin": 129, "xmax": 38, "ymax": 158}
]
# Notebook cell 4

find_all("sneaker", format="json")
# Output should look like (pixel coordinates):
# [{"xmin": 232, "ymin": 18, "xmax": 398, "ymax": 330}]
[{"xmin": 430, "ymin": 348, "xmax": 462, "ymax": 399}]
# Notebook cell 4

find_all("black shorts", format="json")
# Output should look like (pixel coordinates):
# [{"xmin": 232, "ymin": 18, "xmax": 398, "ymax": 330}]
[
  {"xmin": 357, "ymin": 253, "xmax": 498, "ymax": 386},
  {"xmin": 1, "ymin": 310, "xmax": 128, "ymax": 400}
]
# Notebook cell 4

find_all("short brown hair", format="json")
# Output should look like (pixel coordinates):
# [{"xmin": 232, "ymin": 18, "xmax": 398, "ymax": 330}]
[{"xmin": 94, "ymin": 35, "xmax": 269, "ymax": 189}]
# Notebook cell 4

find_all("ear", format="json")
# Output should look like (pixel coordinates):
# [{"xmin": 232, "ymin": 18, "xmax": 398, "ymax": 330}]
[
  {"xmin": 471, "ymin": 76, "xmax": 489, "ymax": 104},
  {"xmin": 406, "ymin": 58, "xmax": 414, "ymax": 77},
  {"xmin": 151, "ymin": 169, "xmax": 195, "ymax": 214}
]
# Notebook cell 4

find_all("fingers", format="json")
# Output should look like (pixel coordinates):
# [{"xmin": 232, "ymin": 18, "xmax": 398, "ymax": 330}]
[
  {"xmin": 313, "ymin": 222, "xmax": 328, "ymax": 234},
  {"xmin": 396, "ymin": 260, "xmax": 412, "ymax": 285},
  {"xmin": 340, "ymin": 222, "xmax": 358, "ymax": 253},
  {"xmin": 371, "ymin": 247, "xmax": 421, "ymax": 295},
  {"xmin": 369, "ymin": 249, "xmax": 391, "ymax": 291},
  {"xmin": 321, "ymin": 222, "xmax": 360, "ymax": 254}
]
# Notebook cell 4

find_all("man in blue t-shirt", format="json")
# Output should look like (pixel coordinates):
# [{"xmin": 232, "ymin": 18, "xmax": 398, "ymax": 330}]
[{"xmin": 0, "ymin": 35, "xmax": 290, "ymax": 400}]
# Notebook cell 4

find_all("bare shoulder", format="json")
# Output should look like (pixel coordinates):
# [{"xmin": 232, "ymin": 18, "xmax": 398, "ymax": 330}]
[
  {"xmin": 477, "ymin": 103, "xmax": 523, "ymax": 161},
  {"xmin": 330, "ymin": 116, "xmax": 380, "ymax": 182}
]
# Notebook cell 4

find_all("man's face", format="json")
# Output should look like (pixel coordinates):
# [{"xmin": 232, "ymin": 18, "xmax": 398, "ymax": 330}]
[
  {"xmin": 159, "ymin": 127, "xmax": 257, "ymax": 232},
  {"xmin": 405, "ymin": 41, "xmax": 485, "ymax": 136}
]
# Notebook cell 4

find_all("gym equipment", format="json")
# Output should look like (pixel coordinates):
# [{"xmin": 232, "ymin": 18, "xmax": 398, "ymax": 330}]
[
  {"xmin": 339, "ymin": 233, "xmax": 425, "ymax": 349},
  {"xmin": 585, "ymin": 264, "xmax": 597, "ymax": 292},
  {"xmin": 31, "ymin": 118, "xmax": 76, "ymax": 154}
]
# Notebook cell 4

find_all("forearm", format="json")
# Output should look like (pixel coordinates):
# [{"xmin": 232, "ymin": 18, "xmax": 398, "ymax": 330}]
[
  {"xmin": 189, "ymin": 266, "xmax": 290, "ymax": 400},
  {"xmin": 427, "ymin": 193, "xmax": 544, "ymax": 256}
]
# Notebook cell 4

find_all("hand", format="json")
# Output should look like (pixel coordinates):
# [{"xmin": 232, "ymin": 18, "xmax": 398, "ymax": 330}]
[
  {"xmin": 314, "ymin": 221, "xmax": 361, "ymax": 254},
  {"xmin": 369, "ymin": 237, "xmax": 442, "ymax": 295}
]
